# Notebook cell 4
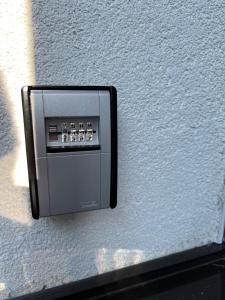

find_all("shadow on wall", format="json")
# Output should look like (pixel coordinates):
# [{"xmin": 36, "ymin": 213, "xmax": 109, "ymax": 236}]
[{"xmin": 30, "ymin": 1, "xmax": 102, "ymax": 85}]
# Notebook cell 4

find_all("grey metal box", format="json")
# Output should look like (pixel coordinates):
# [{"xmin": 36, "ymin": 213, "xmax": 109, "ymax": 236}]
[{"xmin": 22, "ymin": 86, "xmax": 117, "ymax": 219}]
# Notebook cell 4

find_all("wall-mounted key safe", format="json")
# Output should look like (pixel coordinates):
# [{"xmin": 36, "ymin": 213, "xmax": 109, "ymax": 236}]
[{"xmin": 22, "ymin": 86, "xmax": 117, "ymax": 219}]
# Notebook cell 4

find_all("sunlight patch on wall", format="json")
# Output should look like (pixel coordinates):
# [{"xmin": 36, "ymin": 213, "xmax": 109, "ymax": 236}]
[
  {"xmin": 0, "ymin": 0, "xmax": 35, "ymax": 224},
  {"xmin": 0, "ymin": 0, "xmax": 35, "ymax": 188},
  {"xmin": 96, "ymin": 248, "xmax": 145, "ymax": 273},
  {"xmin": 0, "ymin": 151, "xmax": 32, "ymax": 225},
  {"xmin": 0, "ymin": 283, "xmax": 5, "ymax": 292}
]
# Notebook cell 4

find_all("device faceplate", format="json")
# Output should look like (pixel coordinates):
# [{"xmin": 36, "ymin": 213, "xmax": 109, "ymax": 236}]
[{"xmin": 22, "ymin": 86, "xmax": 117, "ymax": 219}]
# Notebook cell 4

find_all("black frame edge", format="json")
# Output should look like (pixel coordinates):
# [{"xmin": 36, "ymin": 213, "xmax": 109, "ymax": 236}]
[
  {"xmin": 21, "ymin": 86, "xmax": 39, "ymax": 219},
  {"xmin": 109, "ymin": 86, "xmax": 117, "ymax": 209},
  {"xmin": 13, "ymin": 243, "xmax": 225, "ymax": 300},
  {"xmin": 47, "ymin": 145, "xmax": 101, "ymax": 153}
]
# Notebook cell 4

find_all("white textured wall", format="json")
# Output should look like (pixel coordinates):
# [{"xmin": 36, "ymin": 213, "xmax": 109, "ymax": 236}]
[{"xmin": 0, "ymin": 0, "xmax": 225, "ymax": 298}]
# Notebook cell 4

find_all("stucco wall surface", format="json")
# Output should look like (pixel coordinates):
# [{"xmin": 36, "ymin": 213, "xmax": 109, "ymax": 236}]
[{"xmin": 0, "ymin": 0, "xmax": 225, "ymax": 298}]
